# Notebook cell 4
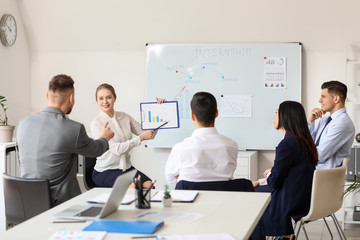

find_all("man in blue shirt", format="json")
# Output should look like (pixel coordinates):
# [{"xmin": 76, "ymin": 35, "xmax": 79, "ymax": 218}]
[{"xmin": 308, "ymin": 81, "xmax": 355, "ymax": 169}]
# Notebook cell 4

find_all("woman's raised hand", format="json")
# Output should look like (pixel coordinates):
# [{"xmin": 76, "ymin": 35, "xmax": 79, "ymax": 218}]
[{"xmin": 156, "ymin": 97, "xmax": 166, "ymax": 104}]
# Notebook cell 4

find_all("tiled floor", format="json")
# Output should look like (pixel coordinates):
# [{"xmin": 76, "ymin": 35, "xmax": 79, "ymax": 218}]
[{"xmin": 295, "ymin": 219, "xmax": 360, "ymax": 240}]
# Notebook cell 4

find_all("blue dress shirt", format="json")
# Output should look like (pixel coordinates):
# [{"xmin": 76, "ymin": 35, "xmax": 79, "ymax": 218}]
[{"xmin": 309, "ymin": 107, "xmax": 355, "ymax": 169}]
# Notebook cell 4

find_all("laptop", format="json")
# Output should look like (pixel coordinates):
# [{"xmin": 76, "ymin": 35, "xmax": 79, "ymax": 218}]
[{"xmin": 54, "ymin": 169, "xmax": 136, "ymax": 220}]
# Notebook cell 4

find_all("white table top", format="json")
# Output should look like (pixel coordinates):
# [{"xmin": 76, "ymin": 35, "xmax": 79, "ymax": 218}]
[{"xmin": 0, "ymin": 188, "xmax": 270, "ymax": 240}]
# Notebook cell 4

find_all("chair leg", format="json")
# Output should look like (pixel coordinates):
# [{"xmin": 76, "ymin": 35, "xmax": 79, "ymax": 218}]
[
  {"xmin": 294, "ymin": 221, "xmax": 303, "ymax": 239},
  {"xmin": 293, "ymin": 221, "xmax": 298, "ymax": 236},
  {"xmin": 330, "ymin": 214, "xmax": 347, "ymax": 240},
  {"xmin": 323, "ymin": 217, "xmax": 334, "ymax": 240},
  {"xmin": 301, "ymin": 224, "xmax": 310, "ymax": 240}
]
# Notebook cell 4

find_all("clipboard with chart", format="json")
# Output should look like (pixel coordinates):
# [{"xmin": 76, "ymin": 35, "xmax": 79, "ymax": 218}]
[{"xmin": 140, "ymin": 101, "xmax": 180, "ymax": 130}]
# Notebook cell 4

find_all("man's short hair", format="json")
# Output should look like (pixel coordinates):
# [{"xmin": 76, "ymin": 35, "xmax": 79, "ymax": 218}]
[
  {"xmin": 321, "ymin": 80, "xmax": 347, "ymax": 102},
  {"xmin": 190, "ymin": 92, "xmax": 217, "ymax": 126},
  {"xmin": 49, "ymin": 74, "xmax": 74, "ymax": 93}
]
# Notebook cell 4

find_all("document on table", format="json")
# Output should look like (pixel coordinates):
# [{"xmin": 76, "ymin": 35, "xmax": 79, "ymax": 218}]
[
  {"xmin": 48, "ymin": 231, "xmax": 106, "ymax": 240},
  {"xmin": 86, "ymin": 193, "xmax": 135, "ymax": 205},
  {"xmin": 156, "ymin": 233, "xmax": 237, "ymax": 240},
  {"xmin": 151, "ymin": 190, "xmax": 199, "ymax": 202},
  {"xmin": 136, "ymin": 210, "xmax": 204, "ymax": 223}
]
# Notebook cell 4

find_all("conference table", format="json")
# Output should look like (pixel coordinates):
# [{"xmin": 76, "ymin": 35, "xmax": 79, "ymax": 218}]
[{"xmin": 0, "ymin": 188, "xmax": 270, "ymax": 240}]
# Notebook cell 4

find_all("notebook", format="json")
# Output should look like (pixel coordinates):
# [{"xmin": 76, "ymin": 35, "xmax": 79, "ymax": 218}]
[
  {"xmin": 54, "ymin": 169, "xmax": 136, "ymax": 220},
  {"xmin": 83, "ymin": 219, "xmax": 164, "ymax": 234},
  {"xmin": 151, "ymin": 190, "xmax": 199, "ymax": 202}
]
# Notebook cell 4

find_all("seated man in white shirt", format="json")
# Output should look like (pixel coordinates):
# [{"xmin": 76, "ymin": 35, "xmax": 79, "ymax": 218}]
[{"xmin": 165, "ymin": 92, "xmax": 238, "ymax": 184}]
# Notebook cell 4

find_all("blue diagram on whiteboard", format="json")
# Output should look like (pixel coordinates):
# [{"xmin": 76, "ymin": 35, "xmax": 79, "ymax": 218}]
[
  {"xmin": 170, "ymin": 62, "xmax": 239, "ymax": 120},
  {"xmin": 140, "ymin": 101, "xmax": 180, "ymax": 130}
]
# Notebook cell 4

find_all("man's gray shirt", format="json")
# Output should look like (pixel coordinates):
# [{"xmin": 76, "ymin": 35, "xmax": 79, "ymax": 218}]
[{"xmin": 17, "ymin": 107, "xmax": 109, "ymax": 206}]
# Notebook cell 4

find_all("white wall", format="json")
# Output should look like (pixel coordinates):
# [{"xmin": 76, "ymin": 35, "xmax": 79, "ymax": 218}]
[
  {"xmin": 17, "ymin": 0, "xmax": 360, "ymax": 188},
  {"xmin": 0, "ymin": 0, "xmax": 30, "ymax": 129}
]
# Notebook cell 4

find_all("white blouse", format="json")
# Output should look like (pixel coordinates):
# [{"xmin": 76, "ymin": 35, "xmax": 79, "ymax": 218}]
[{"xmin": 90, "ymin": 111, "xmax": 143, "ymax": 172}]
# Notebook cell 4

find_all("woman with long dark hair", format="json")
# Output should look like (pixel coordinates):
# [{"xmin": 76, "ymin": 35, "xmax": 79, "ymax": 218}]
[{"xmin": 260, "ymin": 101, "xmax": 318, "ymax": 239}]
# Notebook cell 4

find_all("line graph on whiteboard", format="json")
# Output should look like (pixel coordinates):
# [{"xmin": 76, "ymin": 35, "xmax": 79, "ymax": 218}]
[{"xmin": 220, "ymin": 95, "xmax": 252, "ymax": 118}]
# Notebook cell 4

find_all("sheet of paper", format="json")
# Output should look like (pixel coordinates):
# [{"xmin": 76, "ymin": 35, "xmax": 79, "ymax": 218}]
[
  {"xmin": 48, "ymin": 231, "xmax": 106, "ymax": 240},
  {"xmin": 86, "ymin": 193, "xmax": 135, "ymax": 205},
  {"xmin": 156, "ymin": 233, "xmax": 237, "ymax": 240},
  {"xmin": 140, "ymin": 101, "xmax": 179, "ymax": 130},
  {"xmin": 151, "ymin": 190, "xmax": 199, "ymax": 202},
  {"xmin": 136, "ymin": 210, "xmax": 204, "ymax": 223},
  {"xmin": 264, "ymin": 57, "xmax": 287, "ymax": 88}
]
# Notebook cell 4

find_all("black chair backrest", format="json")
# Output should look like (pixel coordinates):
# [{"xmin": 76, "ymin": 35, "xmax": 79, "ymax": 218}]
[
  {"xmin": 175, "ymin": 178, "xmax": 254, "ymax": 192},
  {"xmin": 2, "ymin": 173, "xmax": 52, "ymax": 225},
  {"xmin": 83, "ymin": 157, "xmax": 97, "ymax": 190}
]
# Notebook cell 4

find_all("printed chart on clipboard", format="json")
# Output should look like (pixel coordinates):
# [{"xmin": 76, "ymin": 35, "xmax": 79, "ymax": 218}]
[{"xmin": 140, "ymin": 101, "xmax": 180, "ymax": 130}]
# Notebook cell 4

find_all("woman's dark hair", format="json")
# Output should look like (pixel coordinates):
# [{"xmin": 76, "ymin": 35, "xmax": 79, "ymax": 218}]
[{"xmin": 278, "ymin": 101, "xmax": 318, "ymax": 166}]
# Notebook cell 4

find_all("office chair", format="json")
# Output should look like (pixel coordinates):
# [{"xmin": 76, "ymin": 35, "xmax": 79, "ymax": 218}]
[
  {"xmin": 293, "ymin": 158, "xmax": 349, "ymax": 240},
  {"xmin": 175, "ymin": 178, "xmax": 254, "ymax": 192},
  {"xmin": 83, "ymin": 156, "xmax": 97, "ymax": 190},
  {"xmin": 2, "ymin": 173, "xmax": 52, "ymax": 228}
]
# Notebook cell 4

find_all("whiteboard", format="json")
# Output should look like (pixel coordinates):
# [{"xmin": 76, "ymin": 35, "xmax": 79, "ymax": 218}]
[{"xmin": 146, "ymin": 43, "xmax": 301, "ymax": 149}]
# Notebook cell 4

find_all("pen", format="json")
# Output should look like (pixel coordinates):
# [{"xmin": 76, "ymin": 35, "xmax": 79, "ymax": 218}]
[
  {"xmin": 143, "ymin": 179, "xmax": 157, "ymax": 199},
  {"xmin": 52, "ymin": 220, "xmax": 86, "ymax": 223},
  {"xmin": 138, "ymin": 175, "xmax": 142, "ymax": 191},
  {"xmin": 154, "ymin": 121, "xmax": 169, "ymax": 130},
  {"xmin": 131, "ymin": 236, "xmax": 157, "ymax": 239}
]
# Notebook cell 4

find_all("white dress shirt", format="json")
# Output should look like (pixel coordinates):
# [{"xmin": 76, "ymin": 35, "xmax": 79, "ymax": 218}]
[
  {"xmin": 165, "ymin": 127, "xmax": 238, "ymax": 184},
  {"xmin": 90, "ymin": 111, "xmax": 143, "ymax": 172},
  {"xmin": 309, "ymin": 107, "xmax": 355, "ymax": 169}
]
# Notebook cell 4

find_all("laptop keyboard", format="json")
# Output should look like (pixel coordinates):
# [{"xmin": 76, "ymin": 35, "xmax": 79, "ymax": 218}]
[{"xmin": 76, "ymin": 207, "xmax": 102, "ymax": 217}]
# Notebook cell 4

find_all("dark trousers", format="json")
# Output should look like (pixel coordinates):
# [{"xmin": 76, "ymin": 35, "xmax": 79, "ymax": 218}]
[
  {"xmin": 255, "ymin": 185, "xmax": 273, "ymax": 192},
  {"xmin": 253, "ymin": 185, "xmax": 272, "ymax": 239},
  {"xmin": 92, "ymin": 166, "xmax": 152, "ymax": 187}
]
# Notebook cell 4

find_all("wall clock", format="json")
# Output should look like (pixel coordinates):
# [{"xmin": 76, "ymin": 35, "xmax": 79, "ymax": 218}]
[{"xmin": 0, "ymin": 14, "xmax": 17, "ymax": 47}]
